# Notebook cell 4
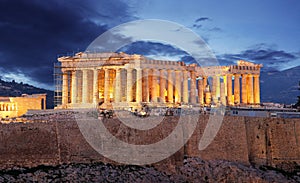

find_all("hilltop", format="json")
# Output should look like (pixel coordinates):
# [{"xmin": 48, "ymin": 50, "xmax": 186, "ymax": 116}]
[
  {"xmin": 260, "ymin": 66, "xmax": 300, "ymax": 104},
  {"xmin": 0, "ymin": 79, "xmax": 54, "ymax": 109}
]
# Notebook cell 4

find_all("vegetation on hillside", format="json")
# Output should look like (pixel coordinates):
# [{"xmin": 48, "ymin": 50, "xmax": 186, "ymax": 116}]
[{"xmin": 0, "ymin": 79, "xmax": 54, "ymax": 109}]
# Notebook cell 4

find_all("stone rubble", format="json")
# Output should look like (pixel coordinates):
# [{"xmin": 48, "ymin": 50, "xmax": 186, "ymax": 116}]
[{"xmin": 0, "ymin": 157, "xmax": 298, "ymax": 183}]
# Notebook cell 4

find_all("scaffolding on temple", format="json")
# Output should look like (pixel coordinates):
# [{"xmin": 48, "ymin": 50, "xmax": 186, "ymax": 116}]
[
  {"xmin": 53, "ymin": 62, "xmax": 63, "ymax": 108},
  {"xmin": 53, "ymin": 52, "xmax": 99, "ymax": 108}
]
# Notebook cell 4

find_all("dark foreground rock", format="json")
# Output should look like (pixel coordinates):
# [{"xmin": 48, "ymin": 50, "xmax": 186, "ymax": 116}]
[{"xmin": 0, "ymin": 157, "xmax": 299, "ymax": 183}]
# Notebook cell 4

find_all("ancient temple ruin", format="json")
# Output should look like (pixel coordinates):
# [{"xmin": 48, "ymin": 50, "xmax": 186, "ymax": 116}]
[
  {"xmin": 0, "ymin": 94, "xmax": 46, "ymax": 118},
  {"xmin": 55, "ymin": 52, "xmax": 262, "ymax": 109}
]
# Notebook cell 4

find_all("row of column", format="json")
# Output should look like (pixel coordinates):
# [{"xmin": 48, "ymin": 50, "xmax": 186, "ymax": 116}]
[
  {"xmin": 62, "ymin": 69, "xmax": 260, "ymax": 106},
  {"xmin": 201, "ymin": 74, "xmax": 260, "ymax": 105},
  {"xmin": 112, "ymin": 68, "xmax": 191, "ymax": 104},
  {"xmin": 62, "ymin": 68, "xmax": 193, "ymax": 105},
  {"xmin": 233, "ymin": 74, "xmax": 260, "ymax": 105},
  {"xmin": 0, "ymin": 103, "xmax": 17, "ymax": 111}
]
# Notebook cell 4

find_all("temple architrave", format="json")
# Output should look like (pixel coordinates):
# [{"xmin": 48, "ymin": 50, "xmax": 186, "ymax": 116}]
[{"xmin": 56, "ymin": 52, "xmax": 262, "ymax": 109}]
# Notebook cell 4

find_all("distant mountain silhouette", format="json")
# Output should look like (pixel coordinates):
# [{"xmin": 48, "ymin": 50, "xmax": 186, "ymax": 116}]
[
  {"xmin": 260, "ymin": 66, "xmax": 300, "ymax": 104},
  {"xmin": 0, "ymin": 79, "xmax": 54, "ymax": 109}
]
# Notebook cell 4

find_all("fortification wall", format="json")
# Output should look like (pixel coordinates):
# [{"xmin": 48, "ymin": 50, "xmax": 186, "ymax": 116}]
[
  {"xmin": 245, "ymin": 117, "xmax": 300, "ymax": 168},
  {"xmin": 185, "ymin": 116, "xmax": 249, "ymax": 165},
  {"xmin": 0, "ymin": 115, "xmax": 299, "ymax": 171}
]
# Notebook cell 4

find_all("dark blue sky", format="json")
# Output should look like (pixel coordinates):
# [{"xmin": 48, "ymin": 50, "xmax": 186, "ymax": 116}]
[{"xmin": 0, "ymin": 0, "xmax": 299, "ymax": 90}]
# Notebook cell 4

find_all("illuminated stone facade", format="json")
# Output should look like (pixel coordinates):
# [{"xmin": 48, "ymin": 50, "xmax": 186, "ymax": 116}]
[
  {"xmin": 0, "ymin": 94, "xmax": 46, "ymax": 118},
  {"xmin": 57, "ymin": 52, "xmax": 262, "ymax": 109}
]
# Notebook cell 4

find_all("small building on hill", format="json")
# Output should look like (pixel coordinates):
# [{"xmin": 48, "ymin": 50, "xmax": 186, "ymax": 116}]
[{"xmin": 0, "ymin": 94, "xmax": 46, "ymax": 118}]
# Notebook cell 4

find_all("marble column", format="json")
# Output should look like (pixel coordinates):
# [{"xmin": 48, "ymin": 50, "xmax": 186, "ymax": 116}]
[
  {"xmin": 223, "ymin": 75, "xmax": 227, "ymax": 97},
  {"xmin": 126, "ymin": 68, "xmax": 133, "ymax": 102},
  {"xmin": 216, "ymin": 75, "xmax": 220, "ymax": 98},
  {"xmin": 159, "ymin": 69, "xmax": 166, "ymax": 103},
  {"xmin": 211, "ymin": 76, "xmax": 216, "ymax": 100},
  {"xmin": 114, "ymin": 68, "xmax": 121, "ymax": 103},
  {"xmin": 241, "ymin": 74, "xmax": 247, "ymax": 104},
  {"xmin": 167, "ymin": 69, "xmax": 173, "ymax": 103},
  {"xmin": 183, "ymin": 70, "xmax": 189, "ymax": 103},
  {"xmin": 247, "ymin": 74, "xmax": 254, "ymax": 104},
  {"xmin": 62, "ymin": 71, "xmax": 69, "ymax": 105},
  {"xmin": 198, "ymin": 78, "xmax": 204, "ymax": 105},
  {"xmin": 203, "ymin": 76, "xmax": 207, "ymax": 89},
  {"xmin": 71, "ymin": 71, "xmax": 77, "ymax": 104},
  {"xmin": 92, "ymin": 69, "xmax": 99, "ymax": 105},
  {"xmin": 220, "ymin": 82, "xmax": 226, "ymax": 105},
  {"xmin": 190, "ymin": 71, "xmax": 196, "ymax": 104},
  {"xmin": 77, "ymin": 71, "xmax": 82, "ymax": 103},
  {"xmin": 104, "ymin": 68, "xmax": 110, "ymax": 103},
  {"xmin": 234, "ymin": 74, "xmax": 240, "ymax": 104},
  {"xmin": 136, "ymin": 68, "xmax": 142, "ymax": 103},
  {"xmin": 82, "ymin": 69, "xmax": 89, "ymax": 104},
  {"xmin": 227, "ymin": 74, "xmax": 233, "ymax": 105},
  {"xmin": 144, "ymin": 69, "xmax": 149, "ymax": 102},
  {"xmin": 175, "ymin": 71, "xmax": 181, "ymax": 103},
  {"xmin": 212, "ymin": 75, "xmax": 219, "ymax": 104},
  {"xmin": 254, "ymin": 75, "xmax": 260, "ymax": 104},
  {"xmin": 151, "ymin": 69, "xmax": 158, "ymax": 102}
]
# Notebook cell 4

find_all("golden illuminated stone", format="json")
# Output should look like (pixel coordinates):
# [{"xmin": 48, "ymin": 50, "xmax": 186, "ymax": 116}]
[{"xmin": 57, "ymin": 52, "xmax": 262, "ymax": 109}]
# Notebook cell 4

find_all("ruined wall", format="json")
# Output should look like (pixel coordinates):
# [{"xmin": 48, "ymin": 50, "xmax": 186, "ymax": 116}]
[
  {"xmin": 0, "ymin": 122, "xmax": 58, "ymax": 169},
  {"xmin": 245, "ymin": 117, "xmax": 300, "ymax": 168},
  {"xmin": 0, "ymin": 115, "xmax": 299, "ymax": 170},
  {"xmin": 185, "ymin": 116, "xmax": 249, "ymax": 165},
  {"xmin": 11, "ymin": 95, "xmax": 46, "ymax": 117}
]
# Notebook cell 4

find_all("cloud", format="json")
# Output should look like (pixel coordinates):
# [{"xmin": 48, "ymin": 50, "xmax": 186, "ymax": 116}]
[
  {"xmin": 208, "ymin": 27, "xmax": 222, "ymax": 32},
  {"xmin": 192, "ymin": 24, "xmax": 202, "ymax": 29},
  {"xmin": 195, "ymin": 17, "xmax": 211, "ymax": 22},
  {"xmin": 192, "ymin": 17, "xmax": 212, "ymax": 30},
  {"xmin": 218, "ymin": 44, "xmax": 300, "ymax": 71},
  {"xmin": 0, "ymin": 0, "xmax": 135, "ymax": 89},
  {"xmin": 118, "ymin": 41, "xmax": 219, "ymax": 66},
  {"xmin": 118, "ymin": 41, "xmax": 299, "ymax": 70},
  {"xmin": 118, "ymin": 41, "xmax": 188, "ymax": 61},
  {"xmin": 192, "ymin": 17, "xmax": 222, "ymax": 36}
]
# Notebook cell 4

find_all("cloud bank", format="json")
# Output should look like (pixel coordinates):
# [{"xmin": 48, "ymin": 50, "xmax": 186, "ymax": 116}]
[{"xmin": 0, "ymin": 0, "xmax": 135, "ymax": 89}]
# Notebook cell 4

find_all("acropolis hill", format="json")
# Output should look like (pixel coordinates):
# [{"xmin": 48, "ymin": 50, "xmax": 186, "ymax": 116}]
[
  {"xmin": 0, "ymin": 111, "xmax": 299, "ymax": 181},
  {"xmin": 0, "ymin": 52, "xmax": 299, "ymax": 182}
]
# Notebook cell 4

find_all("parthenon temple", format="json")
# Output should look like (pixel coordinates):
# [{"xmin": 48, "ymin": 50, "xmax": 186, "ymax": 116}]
[{"xmin": 56, "ymin": 52, "xmax": 262, "ymax": 109}]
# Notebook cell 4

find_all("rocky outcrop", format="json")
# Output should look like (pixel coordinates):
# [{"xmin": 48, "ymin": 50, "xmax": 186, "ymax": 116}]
[{"xmin": 0, "ymin": 157, "xmax": 298, "ymax": 183}]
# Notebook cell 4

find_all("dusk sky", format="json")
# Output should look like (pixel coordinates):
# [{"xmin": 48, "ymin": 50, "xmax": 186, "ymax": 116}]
[{"xmin": 0, "ymin": 0, "xmax": 299, "ymax": 90}]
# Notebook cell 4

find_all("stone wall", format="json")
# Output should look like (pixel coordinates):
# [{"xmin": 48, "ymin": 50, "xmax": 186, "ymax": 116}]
[
  {"xmin": 0, "ymin": 115, "xmax": 299, "ymax": 171},
  {"xmin": 0, "ymin": 111, "xmax": 17, "ymax": 118},
  {"xmin": 245, "ymin": 117, "xmax": 300, "ymax": 168},
  {"xmin": 11, "ymin": 95, "xmax": 46, "ymax": 117},
  {"xmin": 185, "ymin": 116, "xmax": 250, "ymax": 165},
  {"xmin": 0, "ymin": 94, "xmax": 46, "ymax": 118}
]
